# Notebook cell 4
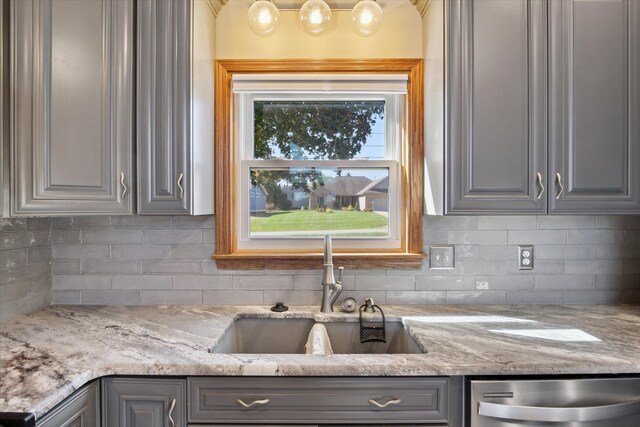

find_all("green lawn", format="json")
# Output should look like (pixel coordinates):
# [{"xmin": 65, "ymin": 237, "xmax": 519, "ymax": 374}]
[{"xmin": 250, "ymin": 209, "xmax": 388, "ymax": 232}]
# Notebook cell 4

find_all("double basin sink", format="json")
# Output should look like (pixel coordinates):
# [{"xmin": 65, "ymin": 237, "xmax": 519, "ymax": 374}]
[{"xmin": 212, "ymin": 318, "xmax": 423, "ymax": 355}]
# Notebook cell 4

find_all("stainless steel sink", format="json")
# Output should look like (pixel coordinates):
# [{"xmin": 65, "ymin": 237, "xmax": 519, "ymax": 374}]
[
  {"xmin": 322, "ymin": 321, "xmax": 423, "ymax": 354},
  {"xmin": 211, "ymin": 318, "xmax": 423, "ymax": 355},
  {"xmin": 212, "ymin": 318, "xmax": 315, "ymax": 354}
]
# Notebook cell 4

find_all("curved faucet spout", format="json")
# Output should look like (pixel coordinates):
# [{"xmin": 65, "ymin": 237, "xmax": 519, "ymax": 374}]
[{"xmin": 321, "ymin": 235, "xmax": 344, "ymax": 313}]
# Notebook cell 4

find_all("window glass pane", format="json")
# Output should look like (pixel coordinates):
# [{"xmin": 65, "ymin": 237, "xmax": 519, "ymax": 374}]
[
  {"xmin": 249, "ymin": 167, "xmax": 389, "ymax": 238},
  {"xmin": 254, "ymin": 101, "xmax": 385, "ymax": 160}
]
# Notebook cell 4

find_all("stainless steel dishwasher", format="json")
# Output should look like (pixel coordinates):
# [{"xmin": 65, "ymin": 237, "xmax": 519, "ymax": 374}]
[{"xmin": 470, "ymin": 377, "xmax": 640, "ymax": 426}]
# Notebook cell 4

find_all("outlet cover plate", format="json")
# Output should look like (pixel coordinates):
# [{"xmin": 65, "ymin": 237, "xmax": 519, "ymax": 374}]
[
  {"xmin": 518, "ymin": 245, "xmax": 534, "ymax": 270},
  {"xmin": 429, "ymin": 245, "xmax": 455, "ymax": 269}
]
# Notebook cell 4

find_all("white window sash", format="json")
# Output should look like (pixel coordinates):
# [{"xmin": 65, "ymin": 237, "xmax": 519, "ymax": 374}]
[{"xmin": 234, "ymin": 82, "xmax": 406, "ymax": 251}]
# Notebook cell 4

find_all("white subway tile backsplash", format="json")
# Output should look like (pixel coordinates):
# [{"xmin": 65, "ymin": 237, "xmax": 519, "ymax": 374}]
[
  {"xmin": 172, "ymin": 275, "xmax": 232, "ymax": 290},
  {"xmin": 203, "ymin": 290, "xmax": 264, "ymax": 305},
  {"xmin": 30, "ymin": 214, "xmax": 640, "ymax": 311},
  {"xmin": 143, "ymin": 229, "xmax": 202, "ymax": 244},
  {"xmin": 83, "ymin": 229, "xmax": 143, "ymax": 244},
  {"xmin": 141, "ymin": 290, "xmax": 203, "ymax": 305},
  {"xmin": 233, "ymin": 275, "xmax": 293, "ymax": 290},
  {"xmin": 82, "ymin": 290, "xmax": 140, "ymax": 305},
  {"xmin": 112, "ymin": 275, "xmax": 172, "ymax": 290},
  {"xmin": 53, "ymin": 275, "xmax": 111, "ymax": 290}
]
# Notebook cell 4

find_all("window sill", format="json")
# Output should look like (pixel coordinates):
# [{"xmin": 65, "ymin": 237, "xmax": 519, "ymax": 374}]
[{"xmin": 212, "ymin": 252, "xmax": 427, "ymax": 270}]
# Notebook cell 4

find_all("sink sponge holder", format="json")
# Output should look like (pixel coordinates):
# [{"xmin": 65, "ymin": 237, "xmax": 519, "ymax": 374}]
[{"xmin": 359, "ymin": 298, "xmax": 386, "ymax": 343}]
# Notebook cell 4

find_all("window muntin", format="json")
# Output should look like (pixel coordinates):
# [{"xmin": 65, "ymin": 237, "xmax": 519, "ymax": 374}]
[{"xmin": 235, "ymin": 88, "xmax": 405, "ymax": 251}]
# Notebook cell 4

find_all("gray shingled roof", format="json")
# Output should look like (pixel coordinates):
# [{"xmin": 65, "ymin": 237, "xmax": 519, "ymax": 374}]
[{"xmin": 310, "ymin": 175, "xmax": 372, "ymax": 196}]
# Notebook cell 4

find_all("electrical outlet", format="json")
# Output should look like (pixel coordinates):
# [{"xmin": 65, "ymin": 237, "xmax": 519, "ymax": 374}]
[
  {"xmin": 518, "ymin": 245, "xmax": 534, "ymax": 270},
  {"xmin": 429, "ymin": 245, "xmax": 455, "ymax": 269}
]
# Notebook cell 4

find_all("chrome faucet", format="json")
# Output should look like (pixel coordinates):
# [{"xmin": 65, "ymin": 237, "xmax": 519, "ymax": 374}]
[{"xmin": 321, "ymin": 235, "xmax": 343, "ymax": 313}]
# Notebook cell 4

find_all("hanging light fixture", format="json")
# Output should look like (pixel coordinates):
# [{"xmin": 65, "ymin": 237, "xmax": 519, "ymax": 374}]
[
  {"xmin": 247, "ymin": 0, "xmax": 280, "ymax": 37},
  {"xmin": 351, "ymin": 0, "xmax": 383, "ymax": 37},
  {"xmin": 299, "ymin": 0, "xmax": 332, "ymax": 36}
]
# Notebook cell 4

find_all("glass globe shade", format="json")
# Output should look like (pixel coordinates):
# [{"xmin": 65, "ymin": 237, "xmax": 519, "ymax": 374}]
[
  {"xmin": 248, "ymin": 0, "xmax": 280, "ymax": 37},
  {"xmin": 299, "ymin": 0, "xmax": 332, "ymax": 36},
  {"xmin": 351, "ymin": 0, "xmax": 383, "ymax": 37}
]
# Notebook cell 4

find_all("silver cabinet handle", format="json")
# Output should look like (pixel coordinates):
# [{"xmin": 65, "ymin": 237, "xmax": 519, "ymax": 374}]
[
  {"xmin": 120, "ymin": 172, "xmax": 128, "ymax": 199},
  {"xmin": 168, "ymin": 398, "xmax": 176, "ymax": 427},
  {"xmin": 368, "ymin": 398, "xmax": 402, "ymax": 408},
  {"xmin": 478, "ymin": 398, "xmax": 640, "ymax": 423},
  {"xmin": 236, "ymin": 398, "xmax": 270, "ymax": 408},
  {"xmin": 536, "ymin": 172, "xmax": 544, "ymax": 200},
  {"xmin": 555, "ymin": 172, "xmax": 564, "ymax": 199},
  {"xmin": 177, "ymin": 173, "xmax": 184, "ymax": 200}
]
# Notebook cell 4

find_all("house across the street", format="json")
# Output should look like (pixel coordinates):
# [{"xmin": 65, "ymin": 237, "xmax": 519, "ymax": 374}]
[{"xmin": 308, "ymin": 175, "xmax": 388, "ymax": 211}]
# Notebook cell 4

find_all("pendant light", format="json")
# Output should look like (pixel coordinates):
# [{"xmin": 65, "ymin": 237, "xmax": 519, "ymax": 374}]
[
  {"xmin": 299, "ymin": 0, "xmax": 332, "ymax": 36},
  {"xmin": 248, "ymin": 0, "xmax": 280, "ymax": 37},
  {"xmin": 351, "ymin": 0, "xmax": 383, "ymax": 37}
]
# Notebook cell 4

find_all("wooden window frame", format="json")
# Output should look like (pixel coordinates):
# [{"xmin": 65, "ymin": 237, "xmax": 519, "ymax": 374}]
[{"xmin": 213, "ymin": 59, "xmax": 425, "ymax": 270}]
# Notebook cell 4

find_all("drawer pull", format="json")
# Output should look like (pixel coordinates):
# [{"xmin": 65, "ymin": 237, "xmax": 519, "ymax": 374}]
[
  {"xmin": 555, "ymin": 172, "xmax": 564, "ymax": 200},
  {"xmin": 368, "ymin": 398, "xmax": 402, "ymax": 408},
  {"xmin": 536, "ymin": 172, "xmax": 544, "ymax": 200},
  {"xmin": 236, "ymin": 398, "xmax": 270, "ymax": 408},
  {"xmin": 120, "ymin": 172, "xmax": 128, "ymax": 199},
  {"xmin": 168, "ymin": 398, "xmax": 176, "ymax": 427},
  {"xmin": 177, "ymin": 173, "xmax": 184, "ymax": 200}
]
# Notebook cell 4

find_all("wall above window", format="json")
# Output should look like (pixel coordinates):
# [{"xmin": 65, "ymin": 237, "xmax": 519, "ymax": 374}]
[{"xmin": 216, "ymin": 0, "xmax": 421, "ymax": 59}]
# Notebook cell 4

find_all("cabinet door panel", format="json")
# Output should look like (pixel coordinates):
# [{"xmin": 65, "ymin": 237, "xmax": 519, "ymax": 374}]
[
  {"xmin": 137, "ymin": 0, "xmax": 190, "ymax": 214},
  {"xmin": 37, "ymin": 381, "xmax": 100, "ymax": 427},
  {"xmin": 11, "ymin": 0, "xmax": 133, "ymax": 215},
  {"xmin": 549, "ymin": 0, "xmax": 640, "ymax": 213},
  {"xmin": 103, "ymin": 378, "xmax": 185, "ymax": 427},
  {"xmin": 447, "ymin": 0, "xmax": 547, "ymax": 214}
]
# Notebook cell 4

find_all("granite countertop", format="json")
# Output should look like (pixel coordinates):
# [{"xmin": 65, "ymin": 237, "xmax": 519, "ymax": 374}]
[{"xmin": 1, "ymin": 304, "xmax": 640, "ymax": 418}]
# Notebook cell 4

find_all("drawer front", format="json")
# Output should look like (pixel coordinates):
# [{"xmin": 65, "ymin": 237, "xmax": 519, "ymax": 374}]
[
  {"xmin": 37, "ymin": 381, "xmax": 100, "ymax": 427},
  {"xmin": 188, "ymin": 377, "xmax": 449, "ymax": 424}
]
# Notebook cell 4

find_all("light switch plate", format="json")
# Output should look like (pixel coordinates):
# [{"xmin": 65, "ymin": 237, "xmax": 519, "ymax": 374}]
[
  {"xmin": 429, "ymin": 245, "xmax": 455, "ymax": 269},
  {"xmin": 518, "ymin": 245, "xmax": 534, "ymax": 270}
]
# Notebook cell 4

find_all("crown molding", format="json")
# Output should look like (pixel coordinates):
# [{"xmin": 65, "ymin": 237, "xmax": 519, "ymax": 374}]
[
  {"xmin": 410, "ymin": 0, "xmax": 432, "ymax": 17},
  {"xmin": 206, "ymin": 0, "xmax": 228, "ymax": 17}
]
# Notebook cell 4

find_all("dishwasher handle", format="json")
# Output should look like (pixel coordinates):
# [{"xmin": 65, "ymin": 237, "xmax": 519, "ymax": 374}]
[{"xmin": 478, "ymin": 398, "xmax": 640, "ymax": 423}]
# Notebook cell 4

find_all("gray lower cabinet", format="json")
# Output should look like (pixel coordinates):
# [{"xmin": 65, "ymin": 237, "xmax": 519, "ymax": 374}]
[
  {"xmin": 548, "ymin": 0, "xmax": 640, "ymax": 213},
  {"xmin": 446, "ymin": 0, "xmax": 547, "ymax": 214},
  {"xmin": 36, "ymin": 381, "xmax": 100, "ymax": 427},
  {"xmin": 102, "ymin": 378, "xmax": 186, "ymax": 427},
  {"xmin": 136, "ymin": 0, "xmax": 215, "ymax": 215},
  {"xmin": 188, "ymin": 377, "xmax": 461, "ymax": 425},
  {"xmin": 10, "ymin": 0, "xmax": 133, "ymax": 216}
]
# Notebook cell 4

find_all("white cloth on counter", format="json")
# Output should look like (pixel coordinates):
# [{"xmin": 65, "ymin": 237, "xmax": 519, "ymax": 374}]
[{"xmin": 304, "ymin": 323, "xmax": 334, "ymax": 355}]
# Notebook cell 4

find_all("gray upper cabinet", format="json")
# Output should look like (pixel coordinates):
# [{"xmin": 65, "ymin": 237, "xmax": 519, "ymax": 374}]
[
  {"xmin": 137, "ymin": 0, "xmax": 215, "ymax": 215},
  {"xmin": 37, "ymin": 381, "xmax": 100, "ymax": 427},
  {"xmin": 102, "ymin": 378, "xmax": 186, "ymax": 427},
  {"xmin": 549, "ymin": 0, "xmax": 640, "ymax": 213},
  {"xmin": 10, "ymin": 0, "xmax": 134, "ymax": 216},
  {"xmin": 446, "ymin": 0, "xmax": 547, "ymax": 214}
]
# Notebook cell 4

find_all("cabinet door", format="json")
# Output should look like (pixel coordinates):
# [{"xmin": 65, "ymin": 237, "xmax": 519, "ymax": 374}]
[
  {"xmin": 137, "ymin": 0, "xmax": 190, "ymax": 214},
  {"xmin": 103, "ymin": 378, "xmax": 186, "ymax": 427},
  {"xmin": 1, "ymin": 0, "xmax": 8, "ymax": 217},
  {"xmin": 446, "ymin": 0, "xmax": 547, "ymax": 214},
  {"xmin": 37, "ymin": 381, "xmax": 100, "ymax": 427},
  {"xmin": 549, "ymin": 0, "xmax": 640, "ymax": 213},
  {"xmin": 11, "ymin": 0, "xmax": 133, "ymax": 216}
]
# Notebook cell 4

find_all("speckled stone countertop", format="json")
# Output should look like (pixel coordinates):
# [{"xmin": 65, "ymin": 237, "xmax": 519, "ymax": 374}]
[{"xmin": 1, "ymin": 304, "xmax": 640, "ymax": 418}]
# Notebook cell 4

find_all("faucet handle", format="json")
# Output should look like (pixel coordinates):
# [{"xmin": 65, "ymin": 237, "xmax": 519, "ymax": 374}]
[{"xmin": 336, "ymin": 266, "xmax": 344, "ymax": 284}]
